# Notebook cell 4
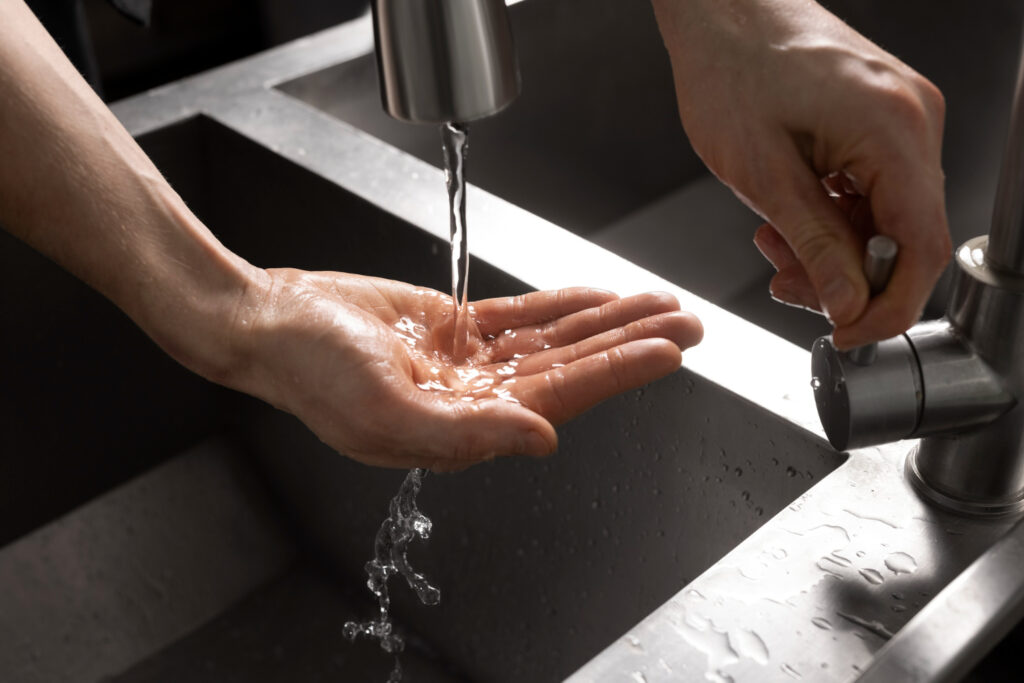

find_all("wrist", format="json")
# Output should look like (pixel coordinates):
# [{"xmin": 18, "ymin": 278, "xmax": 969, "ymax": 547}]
[{"xmin": 124, "ymin": 183, "xmax": 270, "ymax": 389}]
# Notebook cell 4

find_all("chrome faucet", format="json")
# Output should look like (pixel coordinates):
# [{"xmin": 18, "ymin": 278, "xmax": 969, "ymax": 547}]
[
  {"xmin": 812, "ymin": 38, "xmax": 1024, "ymax": 517},
  {"xmin": 371, "ymin": 0, "xmax": 521, "ymax": 124}
]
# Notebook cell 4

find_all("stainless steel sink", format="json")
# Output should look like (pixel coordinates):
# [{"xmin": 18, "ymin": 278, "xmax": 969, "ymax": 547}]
[
  {"xmin": 3, "ymin": 1, "xmax": 1024, "ymax": 682},
  {"xmin": 131, "ymin": 111, "xmax": 847, "ymax": 682}
]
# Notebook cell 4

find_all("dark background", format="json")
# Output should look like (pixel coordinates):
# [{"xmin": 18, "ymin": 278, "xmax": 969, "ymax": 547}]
[{"xmin": 31, "ymin": 0, "xmax": 370, "ymax": 102}]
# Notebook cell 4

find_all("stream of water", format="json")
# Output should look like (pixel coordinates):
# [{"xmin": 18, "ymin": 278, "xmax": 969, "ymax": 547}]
[
  {"xmin": 442, "ymin": 122, "xmax": 472, "ymax": 361},
  {"xmin": 343, "ymin": 122, "xmax": 471, "ymax": 681}
]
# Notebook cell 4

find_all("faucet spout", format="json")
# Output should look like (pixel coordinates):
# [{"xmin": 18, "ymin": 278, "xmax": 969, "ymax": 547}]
[{"xmin": 371, "ymin": 0, "xmax": 521, "ymax": 124}]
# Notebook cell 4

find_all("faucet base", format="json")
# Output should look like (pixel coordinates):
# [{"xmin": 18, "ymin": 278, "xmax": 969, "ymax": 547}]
[{"xmin": 906, "ymin": 446, "xmax": 1024, "ymax": 518}]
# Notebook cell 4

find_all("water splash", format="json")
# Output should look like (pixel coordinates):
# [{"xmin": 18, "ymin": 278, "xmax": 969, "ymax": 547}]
[{"xmin": 344, "ymin": 469, "xmax": 440, "ymax": 681}]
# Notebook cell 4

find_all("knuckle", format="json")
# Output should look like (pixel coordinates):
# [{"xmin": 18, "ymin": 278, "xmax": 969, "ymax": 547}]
[
  {"xmin": 606, "ymin": 347, "xmax": 630, "ymax": 391},
  {"xmin": 544, "ymin": 371, "xmax": 572, "ymax": 416},
  {"xmin": 510, "ymin": 294, "xmax": 530, "ymax": 320},
  {"xmin": 879, "ymin": 86, "xmax": 930, "ymax": 129},
  {"xmin": 788, "ymin": 226, "xmax": 839, "ymax": 272},
  {"xmin": 910, "ymin": 73, "xmax": 946, "ymax": 119}
]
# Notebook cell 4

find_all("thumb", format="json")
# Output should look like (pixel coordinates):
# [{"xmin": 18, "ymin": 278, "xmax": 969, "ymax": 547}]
[{"xmin": 758, "ymin": 148, "xmax": 869, "ymax": 325}]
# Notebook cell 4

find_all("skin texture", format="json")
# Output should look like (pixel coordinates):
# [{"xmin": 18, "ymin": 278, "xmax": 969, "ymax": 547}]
[
  {"xmin": 0, "ymin": 0, "xmax": 703, "ymax": 470},
  {"xmin": 651, "ymin": 0, "xmax": 952, "ymax": 349},
  {"xmin": 237, "ymin": 273, "xmax": 702, "ymax": 470}
]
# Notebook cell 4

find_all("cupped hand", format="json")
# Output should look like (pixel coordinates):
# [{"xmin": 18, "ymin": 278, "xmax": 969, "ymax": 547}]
[
  {"xmin": 231, "ymin": 269, "xmax": 703, "ymax": 471},
  {"xmin": 651, "ymin": 0, "xmax": 952, "ymax": 348}
]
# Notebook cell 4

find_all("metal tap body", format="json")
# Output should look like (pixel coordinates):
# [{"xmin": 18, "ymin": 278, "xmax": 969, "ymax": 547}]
[
  {"xmin": 371, "ymin": 0, "xmax": 520, "ymax": 124},
  {"xmin": 812, "ymin": 39, "xmax": 1024, "ymax": 516}
]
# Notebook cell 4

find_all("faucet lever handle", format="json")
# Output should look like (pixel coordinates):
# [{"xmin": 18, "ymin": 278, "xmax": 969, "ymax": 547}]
[{"xmin": 848, "ymin": 235, "xmax": 899, "ymax": 365}]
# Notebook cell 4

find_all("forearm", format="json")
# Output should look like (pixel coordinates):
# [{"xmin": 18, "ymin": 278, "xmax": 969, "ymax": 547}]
[{"xmin": 0, "ymin": 0, "xmax": 264, "ymax": 381}]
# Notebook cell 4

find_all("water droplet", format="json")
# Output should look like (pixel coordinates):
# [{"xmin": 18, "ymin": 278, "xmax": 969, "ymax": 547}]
[
  {"xmin": 810, "ymin": 377, "xmax": 822, "ymax": 391},
  {"xmin": 672, "ymin": 610, "xmax": 739, "ymax": 682},
  {"xmin": 730, "ymin": 628, "xmax": 770, "ymax": 665},
  {"xmin": 829, "ymin": 551, "xmax": 852, "ymax": 567},
  {"xmin": 811, "ymin": 617, "xmax": 832, "ymax": 630},
  {"xmin": 836, "ymin": 611, "xmax": 895, "ymax": 640},
  {"xmin": 884, "ymin": 552, "xmax": 918, "ymax": 575},
  {"xmin": 844, "ymin": 508, "xmax": 899, "ymax": 528},
  {"xmin": 786, "ymin": 466, "xmax": 797, "ymax": 478},
  {"xmin": 625, "ymin": 634, "xmax": 645, "ymax": 652},
  {"xmin": 781, "ymin": 663, "xmax": 803, "ymax": 679},
  {"xmin": 859, "ymin": 568, "xmax": 885, "ymax": 585}
]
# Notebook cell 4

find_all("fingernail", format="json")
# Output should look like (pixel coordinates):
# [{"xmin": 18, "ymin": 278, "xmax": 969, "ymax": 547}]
[{"xmin": 821, "ymin": 276, "xmax": 857, "ymax": 323}]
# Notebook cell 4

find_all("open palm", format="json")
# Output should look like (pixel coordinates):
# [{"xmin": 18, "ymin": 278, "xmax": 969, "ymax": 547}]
[{"xmin": 238, "ymin": 269, "xmax": 702, "ymax": 470}]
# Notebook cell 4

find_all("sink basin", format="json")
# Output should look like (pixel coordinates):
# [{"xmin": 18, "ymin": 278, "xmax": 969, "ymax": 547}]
[
  {"xmin": 3, "ymin": 1, "xmax": 1024, "ymax": 682},
  {"xmin": 132, "ymin": 113, "xmax": 845, "ymax": 681}
]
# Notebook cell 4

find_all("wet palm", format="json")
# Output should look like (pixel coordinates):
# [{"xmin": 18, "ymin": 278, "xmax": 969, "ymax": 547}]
[{"xmin": 240, "ymin": 269, "xmax": 703, "ymax": 471}]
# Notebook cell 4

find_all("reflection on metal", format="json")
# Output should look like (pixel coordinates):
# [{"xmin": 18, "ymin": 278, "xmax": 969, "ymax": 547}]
[
  {"xmin": 812, "ymin": 33, "xmax": 1024, "ymax": 518},
  {"xmin": 371, "ymin": 0, "xmax": 520, "ymax": 123}
]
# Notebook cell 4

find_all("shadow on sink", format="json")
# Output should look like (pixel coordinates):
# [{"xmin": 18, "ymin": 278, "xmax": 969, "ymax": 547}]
[{"xmin": 139, "ymin": 114, "xmax": 847, "ymax": 681}]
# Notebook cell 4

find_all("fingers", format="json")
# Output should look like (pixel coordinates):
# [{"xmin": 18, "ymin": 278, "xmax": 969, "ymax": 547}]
[
  {"xmin": 348, "ymin": 389, "xmax": 559, "ymax": 472},
  {"xmin": 831, "ymin": 164, "xmax": 951, "ymax": 349},
  {"xmin": 759, "ymin": 143, "xmax": 870, "ymax": 326},
  {"xmin": 769, "ymin": 265, "xmax": 820, "ymax": 312},
  {"xmin": 487, "ymin": 292, "xmax": 682, "ymax": 360},
  {"xmin": 754, "ymin": 223, "xmax": 821, "ymax": 310},
  {"xmin": 754, "ymin": 223, "xmax": 799, "ymax": 271},
  {"xmin": 473, "ymin": 287, "xmax": 618, "ymax": 337},
  {"xmin": 510, "ymin": 338, "xmax": 684, "ymax": 425},
  {"xmin": 496, "ymin": 310, "xmax": 703, "ymax": 375}
]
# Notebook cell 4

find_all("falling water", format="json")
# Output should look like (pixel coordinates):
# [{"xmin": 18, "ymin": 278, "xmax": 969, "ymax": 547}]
[
  {"xmin": 343, "ymin": 468, "xmax": 440, "ymax": 681},
  {"xmin": 442, "ymin": 122, "xmax": 472, "ymax": 360},
  {"xmin": 344, "ymin": 122, "xmax": 472, "ymax": 682}
]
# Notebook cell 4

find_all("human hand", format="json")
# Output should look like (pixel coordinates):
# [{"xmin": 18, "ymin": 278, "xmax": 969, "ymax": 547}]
[
  {"xmin": 228, "ymin": 270, "xmax": 703, "ymax": 471},
  {"xmin": 651, "ymin": 0, "xmax": 951, "ymax": 348}
]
